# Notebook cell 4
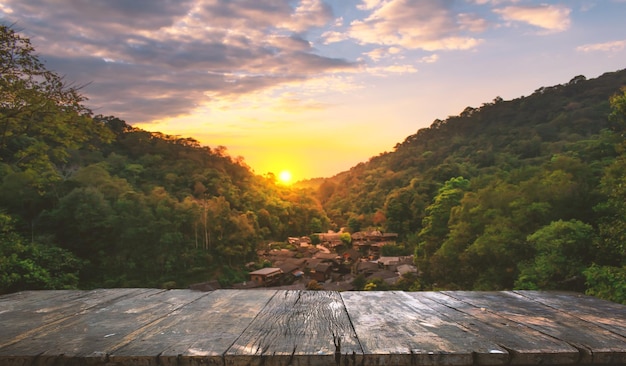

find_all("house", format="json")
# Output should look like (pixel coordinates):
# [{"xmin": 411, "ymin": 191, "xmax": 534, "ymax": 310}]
[
  {"xmin": 316, "ymin": 230, "xmax": 344, "ymax": 248},
  {"xmin": 355, "ymin": 261, "xmax": 380, "ymax": 276},
  {"xmin": 249, "ymin": 267, "xmax": 283, "ymax": 286},
  {"xmin": 397, "ymin": 264, "xmax": 418, "ymax": 277},
  {"xmin": 378, "ymin": 256, "xmax": 400, "ymax": 271},
  {"xmin": 309, "ymin": 263, "xmax": 333, "ymax": 282}
]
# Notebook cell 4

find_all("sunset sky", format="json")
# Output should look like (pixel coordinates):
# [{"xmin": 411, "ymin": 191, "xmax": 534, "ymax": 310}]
[{"xmin": 2, "ymin": 0, "xmax": 625, "ymax": 181}]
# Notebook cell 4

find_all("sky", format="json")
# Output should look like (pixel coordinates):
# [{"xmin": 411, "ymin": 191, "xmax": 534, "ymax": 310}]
[{"xmin": 2, "ymin": 0, "xmax": 626, "ymax": 181}]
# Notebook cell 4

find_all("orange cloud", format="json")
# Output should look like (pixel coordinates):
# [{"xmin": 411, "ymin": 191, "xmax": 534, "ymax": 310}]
[
  {"xmin": 576, "ymin": 40, "xmax": 626, "ymax": 53},
  {"xmin": 493, "ymin": 4, "xmax": 571, "ymax": 32}
]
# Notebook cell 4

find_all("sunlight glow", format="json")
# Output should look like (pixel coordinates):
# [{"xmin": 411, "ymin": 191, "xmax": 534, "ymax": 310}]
[{"xmin": 278, "ymin": 170, "xmax": 293, "ymax": 184}]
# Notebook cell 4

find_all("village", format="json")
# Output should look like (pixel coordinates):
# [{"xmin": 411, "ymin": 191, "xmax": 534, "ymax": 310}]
[{"xmin": 237, "ymin": 230, "xmax": 418, "ymax": 291}]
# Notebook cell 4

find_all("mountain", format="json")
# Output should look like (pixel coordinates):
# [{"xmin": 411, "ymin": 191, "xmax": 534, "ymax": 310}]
[
  {"xmin": 0, "ymin": 25, "xmax": 331, "ymax": 292},
  {"xmin": 317, "ymin": 68, "xmax": 626, "ymax": 295},
  {"xmin": 2, "ymin": 24, "xmax": 625, "ymax": 301}
]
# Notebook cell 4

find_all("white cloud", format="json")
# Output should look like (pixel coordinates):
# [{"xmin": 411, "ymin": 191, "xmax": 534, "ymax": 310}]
[
  {"xmin": 493, "ymin": 4, "xmax": 571, "ymax": 32},
  {"xmin": 278, "ymin": 0, "xmax": 333, "ymax": 32},
  {"xmin": 576, "ymin": 40, "xmax": 626, "ymax": 53},
  {"xmin": 365, "ymin": 46, "xmax": 403, "ymax": 61},
  {"xmin": 321, "ymin": 30, "xmax": 349, "ymax": 44},
  {"xmin": 364, "ymin": 64, "xmax": 418, "ymax": 76},
  {"xmin": 457, "ymin": 13, "xmax": 489, "ymax": 33},
  {"xmin": 348, "ymin": 0, "xmax": 487, "ymax": 51},
  {"xmin": 418, "ymin": 54, "xmax": 439, "ymax": 63},
  {"xmin": 357, "ymin": 0, "xmax": 385, "ymax": 11}
]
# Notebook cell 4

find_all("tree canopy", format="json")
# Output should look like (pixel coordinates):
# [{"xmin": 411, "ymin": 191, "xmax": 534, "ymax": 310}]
[{"xmin": 2, "ymin": 24, "xmax": 625, "ymax": 303}]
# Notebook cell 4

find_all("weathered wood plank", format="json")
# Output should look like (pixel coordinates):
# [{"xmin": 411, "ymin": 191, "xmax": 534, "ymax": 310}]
[
  {"xmin": 0, "ymin": 288, "xmax": 153, "ymax": 349},
  {"xmin": 444, "ymin": 291, "xmax": 626, "ymax": 364},
  {"xmin": 416, "ymin": 291, "xmax": 581, "ymax": 365},
  {"xmin": 109, "ymin": 289, "xmax": 277, "ymax": 366},
  {"xmin": 224, "ymin": 290, "xmax": 361, "ymax": 366},
  {"xmin": 0, "ymin": 289, "xmax": 205, "ymax": 366},
  {"xmin": 1, "ymin": 289, "xmax": 626, "ymax": 366},
  {"xmin": 514, "ymin": 290, "xmax": 626, "ymax": 338},
  {"xmin": 342, "ymin": 291, "xmax": 508, "ymax": 366}
]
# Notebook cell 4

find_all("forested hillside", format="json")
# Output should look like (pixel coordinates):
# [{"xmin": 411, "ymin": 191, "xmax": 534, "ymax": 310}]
[
  {"xmin": 0, "ymin": 25, "xmax": 330, "ymax": 292},
  {"xmin": 2, "ymin": 25, "xmax": 625, "ymax": 302},
  {"xmin": 319, "ymin": 69, "xmax": 626, "ymax": 300}
]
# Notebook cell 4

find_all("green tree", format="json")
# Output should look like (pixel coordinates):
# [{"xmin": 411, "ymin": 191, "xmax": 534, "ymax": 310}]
[
  {"xmin": 415, "ymin": 177, "xmax": 469, "ymax": 281},
  {"xmin": 585, "ymin": 87, "xmax": 626, "ymax": 303},
  {"xmin": 0, "ymin": 25, "xmax": 112, "ymax": 182},
  {"xmin": 0, "ymin": 213, "xmax": 83, "ymax": 294},
  {"xmin": 516, "ymin": 220, "xmax": 595, "ymax": 291}
]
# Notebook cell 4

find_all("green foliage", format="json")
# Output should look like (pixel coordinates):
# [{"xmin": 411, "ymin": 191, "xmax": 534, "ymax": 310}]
[
  {"xmin": 339, "ymin": 232, "xmax": 352, "ymax": 245},
  {"xmin": 584, "ymin": 265, "xmax": 626, "ymax": 304},
  {"xmin": 306, "ymin": 279, "xmax": 323, "ymax": 290},
  {"xmin": 364, "ymin": 278, "xmax": 390, "ymax": 291},
  {"xmin": 3, "ymin": 25, "xmax": 626, "ymax": 297},
  {"xmin": 0, "ymin": 27, "xmax": 333, "ymax": 292},
  {"xmin": 380, "ymin": 243, "xmax": 413, "ymax": 256},
  {"xmin": 352, "ymin": 274, "xmax": 366, "ymax": 290},
  {"xmin": 0, "ymin": 213, "xmax": 83, "ymax": 293},
  {"xmin": 515, "ymin": 220, "xmax": 595, "ymax": 291},
  {"xmin": 320, "ymin": 68, "xmax": 626, "ymax": 294}
]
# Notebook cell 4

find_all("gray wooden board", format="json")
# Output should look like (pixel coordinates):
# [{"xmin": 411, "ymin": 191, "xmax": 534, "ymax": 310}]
[
  {"xmin": 444, "ymin": 291, "xmax": 626, "ymax": 364},
  {"xmin": 109, "ymin": 289, "xmax": 277, "ymax": 366},
  {"xmin": 224, "ymin": 290, "xmax": 361, "ymax": 366},
  {"xmin": 342, "ymin": 291, "xmax": 508, "ymax": 366},
  {"xmin": 514, "ymin": 290, "xmax": 626, "ymax": 338},
  {"xmin": 416, "ymin": 291, "xmax": 581, "ymax": 365},
  {"xmin": 0, "ymin": 289, "xmax": 206, "ymax": 365},
  {"xmin": 2, "ymin": 289, "xmax": 626, "ymax": 366},
  {"xmin": 0, "ymin": 288, "xmax": 152, "ymax": 349}
]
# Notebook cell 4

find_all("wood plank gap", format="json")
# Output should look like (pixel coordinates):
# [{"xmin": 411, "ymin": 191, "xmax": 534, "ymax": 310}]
[
  {"xmin": 513, "ymin": 290, "xmax": 626, "ymax": 339},
  {"xmin": 443, "ymin": 291, "xmax": 626, "ymax": 364},
  {"xmin": 0, "ymin": 288, "xmax": 155, "ymax": 350},
  {"xmin": 336, "ymin": 290, "xmax": 366, "ymax": 360},
  {"xmin": 220, "ymin": 290, "xmax": 280, "ymax": 366},
  {"xmin": 107, "ymin": 291, "xmax": 216, "ymax": 353}
]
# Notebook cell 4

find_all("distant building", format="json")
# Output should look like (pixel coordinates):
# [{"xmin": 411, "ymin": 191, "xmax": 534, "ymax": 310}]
[{"xmin": 249, "ymin": 268, "xmax": 283, "ymax": 286}]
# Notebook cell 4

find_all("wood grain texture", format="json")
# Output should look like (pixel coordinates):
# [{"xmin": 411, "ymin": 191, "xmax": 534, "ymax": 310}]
[
  {"xmin": 1, "ymin": 289, "xmax": 626, "ymax": 366},
  {"xmin": 110, "ymin": 289, "xmax": 276, "ymax": 366},
  {"xmin": 443, "ymin": 291, "xmax": 626, "ymax": 364},
  {"xmin": 513, "ymin": 290, "xmax": 626, "ymax": 337},
  {"xmin": 416, "ymin": 291, "xmax": 580, "ymax": 365},
  {"xmin": 342, "ymin": 291, "xmax": 508, "ymax": 366},
  {"xmin": 0, "ymin": 289, "xmax": 205, "ymax": 365},
  {"xmin": 225, "ymin": 290, "xmax": 361, "ymax": 366}
]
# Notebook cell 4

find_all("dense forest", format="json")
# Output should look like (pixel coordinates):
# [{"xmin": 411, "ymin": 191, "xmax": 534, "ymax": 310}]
[
  {"xmin": 1, "ymin": 25, "xmax": 625, "ymax": 303},
  {"xmin": 319, "ymin": 68, "xmax": 626, "ymax": 302},
  {"xmin": 0, "ymin": 25, "xmax": 331, "ymax": 291}
]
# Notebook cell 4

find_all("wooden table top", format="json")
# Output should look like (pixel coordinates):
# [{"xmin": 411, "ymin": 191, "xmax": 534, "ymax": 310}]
[{"xmin": 0, "ymin": 289, "xmax": 625, "ymax": 366}]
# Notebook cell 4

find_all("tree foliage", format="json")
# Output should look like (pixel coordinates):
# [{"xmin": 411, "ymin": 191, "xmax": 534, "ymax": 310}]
[
  {"xmin": 2, "ymin": 24, "xmax": 626, "ymax": 301},
  {"xmin": 0, "ymin": 25, "xmax": 330, "ymax": 292},
  {"xmin": 319, "ymin": 68, "xmax": 626, "ymax": 298}
]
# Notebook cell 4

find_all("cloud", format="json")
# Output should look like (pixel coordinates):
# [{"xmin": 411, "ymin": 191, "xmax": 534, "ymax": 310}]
[
  {"xmin": 347, "ymin": 0, "xmax": 486, "ymax": 51},
  {"xmin": 2, "ymin": 0, "xmax": 355, "ymax": 123},
  {"xmin": 418, "ymin": 54, "xmax": 439, "ymax": 63},
  {"xmin": 365, "ymin": 64, "xmax": 418, "ymax": 76},
  {"xmin": 493, "ymin": 4, "xmax": 571, "ymax": 32},
  {"xmin": 576, "ymin": 40, "xmax": 626, "ymax": 53},
  {"xmin": 321, "ymin": 30, "xmax": 350, "ymax": 44},
  {"xmin": 365, "ymin": 47, "xmax": 403, "ymax": 61},
  {"xmin": 279, "ymin": 0, "xmax": 334, "ymax": 32}
]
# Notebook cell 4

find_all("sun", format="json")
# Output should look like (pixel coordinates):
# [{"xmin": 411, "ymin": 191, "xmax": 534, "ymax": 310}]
[{"xmin": 278, "ymin": 170, "xmax": 293, "ymax": 184}]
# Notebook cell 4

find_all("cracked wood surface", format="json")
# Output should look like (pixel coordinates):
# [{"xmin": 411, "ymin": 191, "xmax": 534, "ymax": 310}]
[{"xmin": 0, "ymin": 290, "xmax": 625, "ymax": 365}]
